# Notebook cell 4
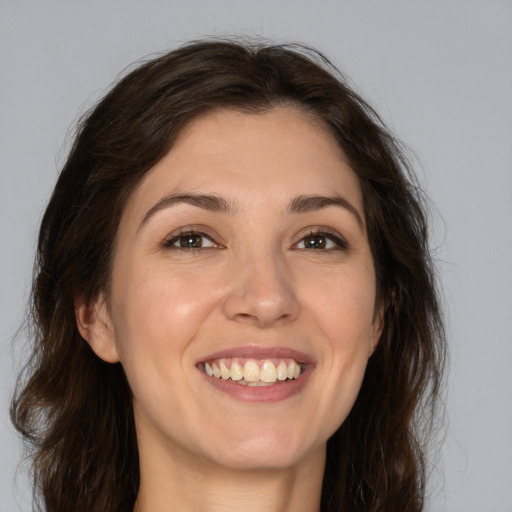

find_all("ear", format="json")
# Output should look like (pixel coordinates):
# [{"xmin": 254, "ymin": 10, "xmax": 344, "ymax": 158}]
[
  {"xmin": 369, "ymin": 305, "xmax": 385, "ymax": 357},
  {"xmin": 75, "ymin": 293, "xmax": 120, "ymax": 363}
]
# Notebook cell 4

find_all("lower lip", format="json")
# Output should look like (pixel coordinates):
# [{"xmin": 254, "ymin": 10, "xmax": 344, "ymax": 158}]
[{"xmin": 199, "ymin": 367, "xmax": 313, "ymax": 403}]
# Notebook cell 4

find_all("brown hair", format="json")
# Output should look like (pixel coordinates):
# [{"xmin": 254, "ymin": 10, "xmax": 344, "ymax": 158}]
[{"xmin": 11, "ymin": 39, "xmax": 446, "ymax": 511}]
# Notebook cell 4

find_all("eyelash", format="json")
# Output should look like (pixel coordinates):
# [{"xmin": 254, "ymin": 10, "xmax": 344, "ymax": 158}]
[
  {"xmin": 162, "ymin": 229, "xmax": 347, "ymax": 252},
  {"xmin": 162, "ymin": 230, "xmax": 219, "ymax": 250},
  {"xmin": 294, "ymin": 229, "xmax": 348, "ymax": 251}
]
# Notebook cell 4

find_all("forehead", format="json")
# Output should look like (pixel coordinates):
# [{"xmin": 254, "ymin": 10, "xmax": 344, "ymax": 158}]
[{"xmin": 123, "ymin": 107, "xmax": 363, "ymax": 221}]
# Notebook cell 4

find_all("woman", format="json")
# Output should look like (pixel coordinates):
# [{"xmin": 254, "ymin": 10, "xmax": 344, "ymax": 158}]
[{"xmin": 11, "ymin": 39, "xmax": 446, "ymax": 512}]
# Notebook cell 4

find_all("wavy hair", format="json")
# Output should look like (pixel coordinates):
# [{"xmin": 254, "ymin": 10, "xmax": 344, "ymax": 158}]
[{"xmin": 11, "ymin": 39, "xmax": 446, "ymax": 512}]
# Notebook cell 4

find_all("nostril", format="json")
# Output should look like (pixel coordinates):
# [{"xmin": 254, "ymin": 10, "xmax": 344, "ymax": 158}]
[{"xmin": 234, "ymin": 313, "xmax": 255, "ymax": 322}]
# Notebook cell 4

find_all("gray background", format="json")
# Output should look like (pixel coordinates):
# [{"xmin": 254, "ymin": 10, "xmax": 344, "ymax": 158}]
[{"xmin": 1, "ymin": 1, "xmax": 511, "ymax": 510}]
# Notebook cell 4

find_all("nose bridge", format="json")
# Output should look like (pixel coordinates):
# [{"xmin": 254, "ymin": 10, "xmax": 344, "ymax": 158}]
[{"xmin": 222, "ymin": 242, "xmax": 300, "ymax": 327}]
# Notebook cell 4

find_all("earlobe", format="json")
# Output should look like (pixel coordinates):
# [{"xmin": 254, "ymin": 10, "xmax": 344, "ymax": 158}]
[{"xmin": 75, "ymin": 294, "xmax": 120, "ymax": 363}]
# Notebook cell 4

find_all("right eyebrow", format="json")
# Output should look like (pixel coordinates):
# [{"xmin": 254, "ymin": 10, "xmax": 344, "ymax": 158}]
[{"xmin": 137, "ymin": 193, "xmax": 239, "ymax": 233}]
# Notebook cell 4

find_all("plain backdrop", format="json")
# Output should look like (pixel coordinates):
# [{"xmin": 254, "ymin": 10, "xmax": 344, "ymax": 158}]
[{"xmin": 1, "ymin": 1, "xmax": 511, "ymax": 511}]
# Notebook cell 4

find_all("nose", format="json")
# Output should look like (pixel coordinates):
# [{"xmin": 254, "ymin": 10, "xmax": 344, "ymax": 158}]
[{"xmin": 222, "ymin": 252, "xmax": 301, "ymax": 328}]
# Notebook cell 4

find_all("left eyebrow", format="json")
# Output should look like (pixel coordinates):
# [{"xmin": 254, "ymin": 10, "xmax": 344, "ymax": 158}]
[{"xmin": 288, "ymin": 194, "xmax": 364, "ymax": 229}]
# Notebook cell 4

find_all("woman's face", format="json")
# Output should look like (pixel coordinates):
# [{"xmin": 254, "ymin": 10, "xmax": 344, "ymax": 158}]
[{"xmin": 86, "ymin": 107, "xmax": 382, "ymax": 471}]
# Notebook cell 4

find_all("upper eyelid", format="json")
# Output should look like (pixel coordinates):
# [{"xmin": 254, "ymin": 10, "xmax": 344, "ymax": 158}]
[
  {"xmin": 163, "ymin": 225, "xmax": 221, "ymax": 241},
  {"xmin": 162, "ymin": 228, "xmax": 219, "ymax": 248},
  {"xmin": 294, "ymin": 227, "xmax": 347, "ymax": 243},
  {"xmin": 288, "ymin": 231, "xmax": 348, "ymax": 253}
]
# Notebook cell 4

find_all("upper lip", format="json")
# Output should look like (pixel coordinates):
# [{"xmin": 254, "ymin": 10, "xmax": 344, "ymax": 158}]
[{"xmin": 198, "ymin": 345, "xmax": 315, "ymax": 366}]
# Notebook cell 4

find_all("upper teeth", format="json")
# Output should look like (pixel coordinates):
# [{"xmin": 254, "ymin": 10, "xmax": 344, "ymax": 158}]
[{"xmin": 204, "ymin": 358, "xmax": 303, "ymax": 384}]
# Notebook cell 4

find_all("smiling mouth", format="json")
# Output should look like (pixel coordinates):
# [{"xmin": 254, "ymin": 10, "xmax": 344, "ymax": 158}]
[{"xmin": 201, "ymin": 358, "xmax": 306, "ymax": 386}]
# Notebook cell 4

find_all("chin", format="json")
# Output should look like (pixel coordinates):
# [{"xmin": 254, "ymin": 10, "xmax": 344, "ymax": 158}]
[{"xmin": 205, "ymin": 425, "xmax": 322, "ymax": 471}]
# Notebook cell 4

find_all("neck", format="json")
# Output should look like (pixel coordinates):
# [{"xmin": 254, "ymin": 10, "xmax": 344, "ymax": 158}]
[{"xmin": 133, "ymin": 437, "xmax": 325, "ymax": 512}]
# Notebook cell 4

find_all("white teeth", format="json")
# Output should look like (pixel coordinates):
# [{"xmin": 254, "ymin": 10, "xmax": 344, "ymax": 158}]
[
  {"xmin": 220, "ymin": 360, "xmax": 230, "ymax": 380},
  {"xmin": 277, "ymin": 361, "xmax": 288, "ymax": 381},
  {"xmin": 203, "ymin": 357, "xmax": 305, "ymax": 384},
  {"xmin": 243, "ymin": 360, "xmax": 260, "ymax": 382},
  {"xmin": 260, "ymin": 360, "xmax": 277, "ymax": 383},
  {"xmin": 287, "ymin": 361, "xmax": 295, "ymax": 379},
  {"xmin": 212, "ymin": 363, "xmax": 221, "ymax": 378},
  {"xmin": 230, "ymin": 361, "xmax": 244, "ymax": 381}
]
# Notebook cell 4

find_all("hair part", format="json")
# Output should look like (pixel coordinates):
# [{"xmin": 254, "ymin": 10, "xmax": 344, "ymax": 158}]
[{"xmin": 11, "ymin": 39, "xmax": 446, "ymax": 512}]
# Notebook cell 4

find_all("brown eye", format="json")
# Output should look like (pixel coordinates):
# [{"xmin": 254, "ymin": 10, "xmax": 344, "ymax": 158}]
[
  {"xmin": 164, "ymin": 231, "xmax": 217, "ymax": 249},
  {"xmin": 179, "ymin": 233, "xmax": 204, "ymax": 248},
  {"xmin": 302, "ymin": 235, "xmax": 327, "ymax": 249},
  {"xmin": 295, "ymin": 231, "xmax": 347, "ymax": 250}
]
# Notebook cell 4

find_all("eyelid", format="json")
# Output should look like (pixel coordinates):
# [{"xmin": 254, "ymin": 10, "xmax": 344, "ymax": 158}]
[
  {"xmin": 292, "ymin": 227, "xmax": 348, "ymax": 250},
  {"xmin": 162, "ymin": 225, "xmax": 224, "ymax": 249}
]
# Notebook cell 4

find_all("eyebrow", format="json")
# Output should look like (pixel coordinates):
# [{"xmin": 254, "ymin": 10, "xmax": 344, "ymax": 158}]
[
  {"xmin": 288, "ymin": 194, "xmax": 364, "ymax": 229},
  {"xmin": 138, "ymin": 193, "xmax": 238, "ymax": 231},
  {"xmin": 138, "ymin": 192, "xmax": 364, "ymax": 231}
]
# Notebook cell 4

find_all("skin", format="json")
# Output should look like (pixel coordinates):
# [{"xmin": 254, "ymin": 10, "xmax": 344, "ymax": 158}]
[{"xmin": 77, "ymin": 107, "xmax": 383, "ymax": 512}]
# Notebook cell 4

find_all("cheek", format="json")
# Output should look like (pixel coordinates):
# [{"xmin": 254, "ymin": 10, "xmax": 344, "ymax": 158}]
[
  {"xmin": 309, "ymin": 264, "xmax": 377, "ymax": 346},
  {"xmin": 107, "ymin": 268, "xmax": 226, "ymax": 437},
  {"xmin": 303, "ymin": 266, "xmax": 377, "ymax": 431},
  {"xmin": 109, "ymin": 263, "xmax": 222, "ymax": 371}
]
